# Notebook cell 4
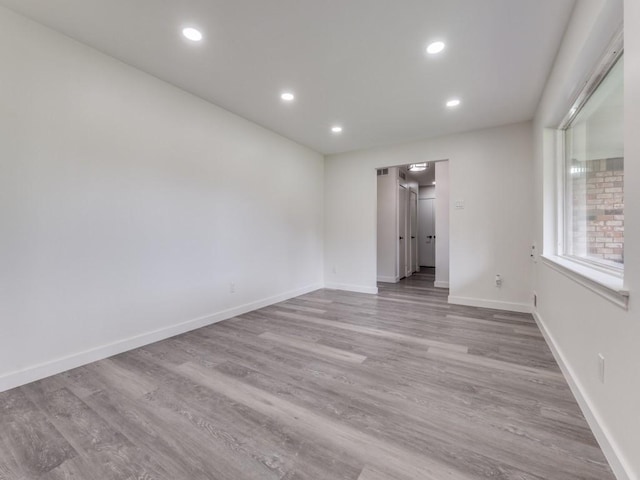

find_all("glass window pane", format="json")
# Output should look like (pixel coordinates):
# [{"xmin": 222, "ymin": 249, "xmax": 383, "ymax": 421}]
[{"xmin": 564, "ymin": 55, "xmax": 624, "ymax": 269}]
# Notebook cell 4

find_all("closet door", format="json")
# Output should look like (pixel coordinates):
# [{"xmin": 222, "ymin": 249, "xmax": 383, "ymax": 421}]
[
  {"xmin": 398, "ymin": 185, "xmax": 408, "ymax": 279},
  {"xmin": 419, "ymin": 198, "xmax": 435, "ymax": 267},
  {"xmin": 409, "ymin": 191, "xmax": 418, "ymax": 274}
]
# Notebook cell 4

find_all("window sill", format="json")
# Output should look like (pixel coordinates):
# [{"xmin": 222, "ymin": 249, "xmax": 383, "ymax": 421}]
[{"xmin": 541, "ymin": 255, "xmax": 629, "ymax": 309}]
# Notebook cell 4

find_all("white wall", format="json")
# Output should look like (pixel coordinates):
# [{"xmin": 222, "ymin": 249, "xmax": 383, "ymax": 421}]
[
  {"xmin": 0, "ymin": 7, "xmax": 324, "ymax": 391},
  {"xmin": 323, "ymin": 150, "xmax": 378, "ymax": 294},
  {"xmin": 324, "ymin": 121, "xmax": 534, "ymax": 311},
  {"xmin": 434, "ymin": 161, "xmax": 450, "ymax": 288},
  {"xmin": 532, "ymin": 0, "xmax": 639, "ymax": 478},
  {"xmin": 419, "ymin": 186, "xmax": 436, "ymax": 199}
]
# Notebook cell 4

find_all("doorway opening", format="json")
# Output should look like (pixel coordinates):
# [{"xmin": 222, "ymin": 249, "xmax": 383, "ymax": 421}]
[{"xmin": 376, "ymin": 161, "xmax": 449, "ymax": 288}]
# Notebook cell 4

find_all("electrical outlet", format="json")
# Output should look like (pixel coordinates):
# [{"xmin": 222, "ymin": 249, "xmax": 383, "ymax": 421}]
[
  {"xmin": 495, "ymin": 274, "xmax": 502, "ymax": 287},
  {"xmin": 229, "ymin": 282, "xmax": 236, "ymax": 294},
  {"xmin": 598, "ymin": 354, "xmax": 605, "ymax": 383}
]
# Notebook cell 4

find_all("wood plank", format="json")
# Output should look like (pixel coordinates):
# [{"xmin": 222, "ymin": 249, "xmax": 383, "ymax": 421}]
[
  {"xmin": 271, "ymin": 309, "xmax": 468, "ymax": 352},
  {"xmin": 258, "ymin": 331, "xmax": 367, "ymax": 364},
  {"xmin": 0, "ymin": 389, "xmax": 77, "ymax": 478},
  {"xmin": 175, "ymin": 361, "xmax": 474, "ymax": 480},
  {"xmin": 0, "ymin": 270, "xmax": 615, "ymax": 480}
]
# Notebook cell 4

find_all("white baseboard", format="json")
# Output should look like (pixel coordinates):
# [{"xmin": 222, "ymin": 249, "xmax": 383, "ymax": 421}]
[
  {"xmin": 324, "ymin": 282, "xmax": 378, "ymax": 295},
  {"xmin": 448, "ymin": 295, "xmax": 532, "ymax": 313},
  {"xmin": 533, "ymin": 311, "xmax": 632, "ymax": 480},
  {"xmin": 0, "ymin": 283, "xmax": 323, "ymax": 393},
  {"xmin": 377, "ymin": 275, "xmax": 399, "ymax": 283},
  {"xmin": 434, "ymin": 280, "xmax": 449, "ymax": 288}
]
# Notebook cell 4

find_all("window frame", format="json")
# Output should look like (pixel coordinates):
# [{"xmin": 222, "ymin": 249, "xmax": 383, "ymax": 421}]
[
  {"xmin": 542, "ymin": 29, "xmax": 628, "ymax": 309},
  {"xmin": 557, "ymin": 33, "xmax": 624, "ymax": 274}
]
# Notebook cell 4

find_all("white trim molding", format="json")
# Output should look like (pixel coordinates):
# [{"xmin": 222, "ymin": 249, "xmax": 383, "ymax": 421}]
[
  {"xmin": 448, "ymin": 295, "xmax": 532, "ymax": 313},
  {"xmin": 377, "ymin": 275, "xmax": 400, "ymax": 283},
  {"xmin": 541, "ymin": 255, "xmax": 629, "ymax": 309},
  {"xmin": 0, "ymin": 283, "xmax": 323, "ymax": 393},
  {"xmin": 533, "ymin": 311, "xmax": 633, "ymax": 480},
  {"xmin": 434, "ymin": 280, "xmax": 450, "ymax": 288}
]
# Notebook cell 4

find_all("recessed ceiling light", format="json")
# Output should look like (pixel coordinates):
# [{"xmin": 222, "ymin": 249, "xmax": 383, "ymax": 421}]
[
  {"xmin": 331, "ymin": 126, "xmax": 343, "ymax": 134},
  {"xmin": 409, "ymin": 163, "xmax": 428, "ymax": 172},
  {"xmin": 281, "ymin": 92, "xmax": 295, "ymax": 101},
  {"xmin": 432, "ymin": 181, "xmax": 436, "ymax": 185},
  {"xmin": 446, "ymin": 98, "xmax": 461, "ymax": 108},
  {"xmin": 182, "ymin": 27, "xmax": 203, "ymax": 42},
  {"xmin": 426, "ymin": 41, "xmax": 445, "ymax": 55}
]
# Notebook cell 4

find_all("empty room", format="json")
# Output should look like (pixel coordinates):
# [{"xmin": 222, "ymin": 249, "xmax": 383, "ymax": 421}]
[{"xmin": 1, "ymin": 0, "xmax": 638, "ymax": 479}]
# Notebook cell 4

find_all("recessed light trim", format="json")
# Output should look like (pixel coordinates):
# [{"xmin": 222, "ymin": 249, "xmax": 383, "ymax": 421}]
[
  {"xmin": 281, "ymin": 92, "xmax": 295, "ymax": 102},
  {"xmin": 182, "ymin": 27, "xmax": 203, "ymax": 42},
  {"xmin": 446, "ymin": 98, "xmax": 461, "ymax": 108},
  {"xmin": 426, "ymin": 41, "xmax": 445, "ymax": 55},
  {"xmin": 331, "ymin": 126, "xmax": 343, "ymax": 133},
  {"xmin": 408, "ymin": 163, "xmax": 428, "ymax": 172}
]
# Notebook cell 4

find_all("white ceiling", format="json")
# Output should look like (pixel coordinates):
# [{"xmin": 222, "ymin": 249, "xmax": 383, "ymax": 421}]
[{"xmin": 0, "ymin": 0, "xmax": 576, "ymax": 154}]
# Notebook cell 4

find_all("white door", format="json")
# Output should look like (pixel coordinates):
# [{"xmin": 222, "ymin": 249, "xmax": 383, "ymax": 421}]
[
  {"xmin": 418, "ymin": 198, "xmax": 435, "ymax": 267},
  {"xmin": 409, "ymin": 191, "xmax": 418, "ymax": 274},
  {"xmin": 398, "ymin": 186, "xmax": 408, "ymax": 279}
]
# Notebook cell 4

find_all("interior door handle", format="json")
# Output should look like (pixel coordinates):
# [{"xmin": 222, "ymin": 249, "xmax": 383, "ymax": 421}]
[
  {"xmin": 411, "ymin": 236, "xmax": 415, "ymax": 239},
  {"xmin": 399, "ymin": 236, "xmax": 404, "ymax": 240}
]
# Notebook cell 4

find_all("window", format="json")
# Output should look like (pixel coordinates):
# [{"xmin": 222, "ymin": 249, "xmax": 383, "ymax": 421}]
[{"xmin": 561, "ymin": 52, "xmax": 624, "ymax": 273}]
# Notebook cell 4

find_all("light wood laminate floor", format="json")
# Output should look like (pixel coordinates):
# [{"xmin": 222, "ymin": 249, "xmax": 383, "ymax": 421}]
[{"xmin": 0, "ymin": 270, "xmax": 615, "ymax": 479}]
